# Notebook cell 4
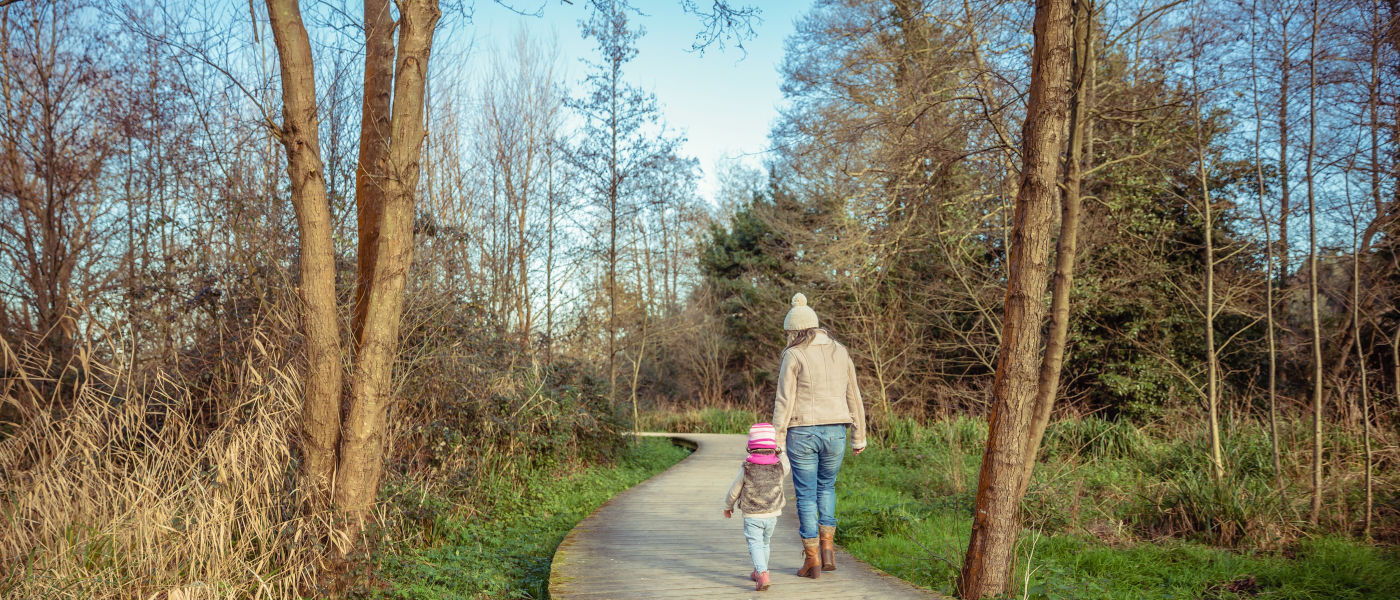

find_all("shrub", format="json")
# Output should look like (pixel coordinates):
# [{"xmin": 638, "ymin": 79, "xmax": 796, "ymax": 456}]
[
  {"xmin": 1129, "ymin": 467, "xmax": 1291, "ymax": 547},
  {"xmin": 1041, "ymin": 417, "xmax": 1151, "ymax": 462}
]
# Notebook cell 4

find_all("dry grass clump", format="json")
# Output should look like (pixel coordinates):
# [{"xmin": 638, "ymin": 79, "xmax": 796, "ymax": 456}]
[{"xmin": 0, "ymin": 331, "xmax": 316, "ymax": 599}]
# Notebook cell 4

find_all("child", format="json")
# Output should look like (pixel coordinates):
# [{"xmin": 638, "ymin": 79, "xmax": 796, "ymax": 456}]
[{"xmin": 723, "ymin": 422, "xmax": 790, "ymax": 592}]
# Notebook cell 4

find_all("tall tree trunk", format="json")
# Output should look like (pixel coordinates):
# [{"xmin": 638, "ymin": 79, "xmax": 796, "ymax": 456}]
[
  {"xmin": 608, "ymin": 53, "xmax": 619, "ymax": 409},
  {"xmin": 264, "ymin": 0, "xmax": 344, "ymax": 508},
  {"xmin": 1200, "ymin": 88, "xmax": 1225, "ymax": 485},
  {"xmin": 1358, "ymin": 0, "xmax": 1382, "ymax": 537},
  {"xmin": 1018, "ymin": 0, "xmax": 1092, "ymax": 499},
  {"xmin": 957, "ymin": 0, "xmax": 1072, "ymax": 596},
  {"xmin": 334, "ymin": 0, "xmax": 441, "ymax": 530},
  {"xmin": 1306, "ymin": 0, "xmax": 1325, "ymax": 524},
  {"xmin": 1250, "ymin": 1, "xmax": 1284, "ymax": 492},
  {"xmin": 352, "ymin": 0, "xmax": 396, "ymax": 349},
  {"xmin": 517, "ymin": 155, "xmax": 531, "ymax": 352},
  {"xmin": 545, "ymin": 143, "xmax": 556, "ymax": 365},
  {"xmin": 1352, "ymin": 230, "xmax": 1374, "ymax": 538}
]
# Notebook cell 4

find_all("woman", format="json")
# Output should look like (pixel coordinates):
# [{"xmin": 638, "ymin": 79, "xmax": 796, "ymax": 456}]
[{"xmin": 772, "ymin": 293, "xmax": 867, "ymax": 580}]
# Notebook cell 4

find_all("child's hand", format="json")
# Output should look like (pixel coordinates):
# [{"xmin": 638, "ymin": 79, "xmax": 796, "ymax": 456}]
[{"xmin": 723, "ymin": 509, "xmax": 732, "ymax": 519}]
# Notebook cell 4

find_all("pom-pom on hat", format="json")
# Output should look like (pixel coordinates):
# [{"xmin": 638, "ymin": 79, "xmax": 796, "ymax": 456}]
[
  {"xmin": 783, "ymin": 293, "xmax": 820, "ymax": 331},
  {"xmin": 748, "ymin": 422, "xmax": 778, "ymax": 450}
]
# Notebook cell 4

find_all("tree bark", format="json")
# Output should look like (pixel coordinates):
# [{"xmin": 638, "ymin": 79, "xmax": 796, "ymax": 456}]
[
  {"xmin": 1018, "ymin": 0, "xmax": 1092, "ymax": 499},
  {"xmin": 352, "ymin": 0, "xmax": 396, "ymax": 349},
  {"xmin": 957, "ymin": 0, "xmax": 1073, "ymax": 596},
  {"xmin": 545, "ymin": 143, "xmax": 556, "ymax": 364},
  {"xmin": 334, "ymin": 0, "xmax": 441, "ymax": 529},
  {"xmin": 264, "ymin": 0, "xmax": 344, "ymax": 507}
]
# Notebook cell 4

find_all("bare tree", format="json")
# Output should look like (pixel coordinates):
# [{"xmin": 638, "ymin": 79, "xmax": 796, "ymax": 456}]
[
  {"xmin": 477, "ymin": 27, "xmax": 564, "ymax": 350},
  {"xmin": 571, "ymin": 0, "xmax": 680, "ymax": 407},
  {"xmin": 1189, "ymin": 2, "xmax": 1226, "ymax": 483},
  {"xmin": 0, "ymin": 1, "xmax": 117, "ymax": 367},
  {"xmin": 263, "ymin": 0, "xmax": 442, "ymax": 546}
]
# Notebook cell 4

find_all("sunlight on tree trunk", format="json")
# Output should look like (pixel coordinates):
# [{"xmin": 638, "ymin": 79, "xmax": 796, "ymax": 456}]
[
  {"xmin": 1019, "ymin": 0, "xmax": 1093, "ymax": 499},
  {"xmin": 334, "ymin": 0, "xmax": 442, "ymax": 535},
  {"xmin": 351, "ymin": 0, "xmax": 394, "ymax": 350},
  {"xmin": 263, "ymin": 0, "xmax": 344, "ymax": 510},
  {"xmin": 958, "ymin": 0, "xmax": 1073, "ymax": 596}
]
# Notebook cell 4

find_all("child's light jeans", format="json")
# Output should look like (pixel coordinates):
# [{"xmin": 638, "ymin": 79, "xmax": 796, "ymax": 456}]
[{"xmin": 743, "ymin": 516, "xmax": 778, "ymax": 573}]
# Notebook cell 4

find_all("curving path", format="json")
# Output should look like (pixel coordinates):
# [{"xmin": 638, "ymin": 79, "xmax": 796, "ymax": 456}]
[{"xmin": 549, "ymin": 432, "xmax": 944, "ymax": 599}]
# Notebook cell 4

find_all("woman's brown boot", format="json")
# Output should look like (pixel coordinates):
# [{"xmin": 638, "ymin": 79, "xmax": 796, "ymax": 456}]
[
  {"xmin": 796, "ymin": 538, "xmax": 821, "ymax": 579},
  {"xmin": 818, "ymin": 525, "xmax": 836, "ymax": 571}
]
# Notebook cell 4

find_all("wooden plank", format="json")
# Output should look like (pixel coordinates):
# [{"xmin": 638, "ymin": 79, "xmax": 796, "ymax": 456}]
[{"xmin": 549, "ymin": 432, "xmax": 947, "ymax": 598}]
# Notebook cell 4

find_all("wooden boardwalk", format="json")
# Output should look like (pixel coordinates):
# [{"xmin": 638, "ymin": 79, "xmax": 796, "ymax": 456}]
[{"xmin": 549, "ymin": 432, "xmax": 943, "ymax": 599}]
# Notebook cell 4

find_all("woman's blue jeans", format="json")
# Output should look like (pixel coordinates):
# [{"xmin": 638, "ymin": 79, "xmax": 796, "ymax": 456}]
[{"xmin": 785, "ymin": 424, "xmax": 846, "ymax": 539}]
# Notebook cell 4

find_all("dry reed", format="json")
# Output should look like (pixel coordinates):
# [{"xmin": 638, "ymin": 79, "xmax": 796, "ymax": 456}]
[{"xmin": 0, "ymin": 327, "xmax": 317, "ymax": 599}]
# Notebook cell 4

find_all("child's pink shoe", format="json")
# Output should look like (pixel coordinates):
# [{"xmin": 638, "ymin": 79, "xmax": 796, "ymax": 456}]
[{"xmin": 753, "ymin": 570, "xmax": 770, "ymax": 591}]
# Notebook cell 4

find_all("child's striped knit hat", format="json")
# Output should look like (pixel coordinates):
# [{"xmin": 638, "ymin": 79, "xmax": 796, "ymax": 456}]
[{"xmin": 748, "ymin": 423, "xmax": 778, "ymax": 450}]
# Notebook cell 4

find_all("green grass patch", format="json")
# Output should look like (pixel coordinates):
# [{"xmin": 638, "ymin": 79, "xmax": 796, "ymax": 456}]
[
  {"xmin": 834, "ymin": 417, "xmax": 1400, "ymax": 599},
  {"xmin": 367, "ymin": 438, "xmax": 691, "ymax": 599}
]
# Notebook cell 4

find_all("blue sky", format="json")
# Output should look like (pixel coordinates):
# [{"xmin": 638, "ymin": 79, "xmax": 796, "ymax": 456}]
[{"xmin": 456, "ymin": 1, "xmax": 812, "ymax": 203}]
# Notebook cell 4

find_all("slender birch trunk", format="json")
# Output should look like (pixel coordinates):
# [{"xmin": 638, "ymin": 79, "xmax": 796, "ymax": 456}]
[
  {"xmin": 1199, "ymin": 98, "xmax": 1225, "ymax": 485},
  {"xmin": 1357, "ymin": 0, "xmax": 1382, "ymax": 537},
  {"xmin": 1278, "ymin": 15, "xmax": 1292, "ymax": 284},
  {"xmin": 1351, "ymin": 225, "xmax": 1373, "ymax": 538}
]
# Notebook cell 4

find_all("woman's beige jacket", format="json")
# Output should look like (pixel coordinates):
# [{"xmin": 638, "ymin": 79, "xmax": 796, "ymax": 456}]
[{"xmin": 771, "ymin": 331, "xmax": 867, "ymax": 450}]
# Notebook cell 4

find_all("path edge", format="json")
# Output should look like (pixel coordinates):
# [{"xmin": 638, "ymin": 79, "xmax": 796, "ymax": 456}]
[{"xmin": 546, "ymin": 432, "xmax": 700, "ymax": 597}]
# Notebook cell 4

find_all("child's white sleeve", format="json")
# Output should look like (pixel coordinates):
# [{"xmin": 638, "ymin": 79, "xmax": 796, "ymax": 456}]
[{"xmin": 724, "ymin": 465, "xmax": 745, "ymax": 511}]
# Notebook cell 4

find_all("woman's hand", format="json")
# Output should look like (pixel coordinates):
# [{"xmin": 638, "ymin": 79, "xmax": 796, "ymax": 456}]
[{"xmin": 723, "ymin": 509, "xmax": 733, "ymax": 519}]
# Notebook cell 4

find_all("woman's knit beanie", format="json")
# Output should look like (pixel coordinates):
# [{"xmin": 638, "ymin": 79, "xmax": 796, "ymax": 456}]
[
  {"xmin": 783, "ymin": 293, "xmax": 819, "ymax": 331},
  {"xmin": 748, "ymin": 422, "xmax": 778, "ymax": 450}
]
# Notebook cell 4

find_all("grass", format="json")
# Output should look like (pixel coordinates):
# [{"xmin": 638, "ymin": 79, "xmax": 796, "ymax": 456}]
[
  {"xmin": 367, "ymin": 437, "xmax": 691, "ymax": 599},
  {"xmin": 833, "ymin": 416, "xmax": 1400, "ymax": 599},
  {"xmin": 636, "ymin": 406, "xmax": 764, "ymax": 434}
]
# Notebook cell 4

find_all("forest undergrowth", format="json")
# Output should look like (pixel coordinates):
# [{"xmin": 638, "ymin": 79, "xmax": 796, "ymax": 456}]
[
  {"xmin": 0, "ymin": 312, "xmax": 651, "ymax": 599},
  {"xmin": 835, "ymin": 414, "xmax": 1400, "ymax": 599}
]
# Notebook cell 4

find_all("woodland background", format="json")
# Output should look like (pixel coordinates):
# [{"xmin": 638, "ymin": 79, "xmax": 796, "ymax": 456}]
[{"xmin": 0, "ymin": 0, "xmax": 1396, "ymax": 598}]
